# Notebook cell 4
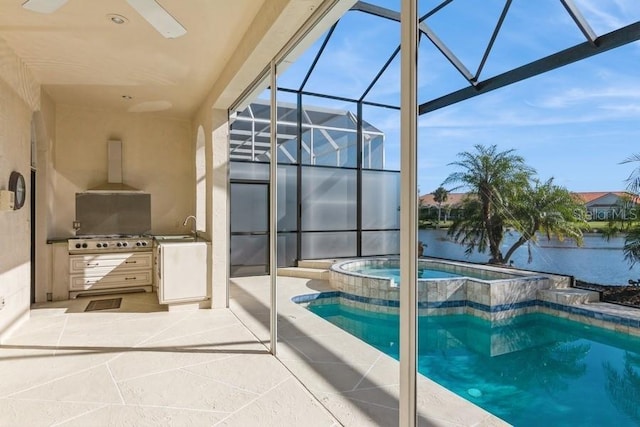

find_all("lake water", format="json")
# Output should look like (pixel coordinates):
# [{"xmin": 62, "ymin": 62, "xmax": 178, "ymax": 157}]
[{"xmin": 419, "ymin": 229, "xmax": 640, "ymax": 286}]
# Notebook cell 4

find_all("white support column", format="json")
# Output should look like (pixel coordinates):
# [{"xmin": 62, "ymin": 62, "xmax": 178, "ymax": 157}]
[
  {"xmin": 269, "ymin": 61, "xmax": 278, "ymax": 356},
  {"xmin": 211, "ymin": 110, "xmax": 230, "ymax": 309},
  {"xmin": 400, "ymin": 0, "xmax": 418, "ymax": 425}
]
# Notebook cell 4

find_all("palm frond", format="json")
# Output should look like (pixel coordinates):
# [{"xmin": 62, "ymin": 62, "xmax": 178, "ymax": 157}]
[
  {"xmin": 623, "ymin": 225, "xmax": 640, "ymax": 267},
  {"xmin": 620, "ymin": 154, "xmax": 640, "ymax": 196}
]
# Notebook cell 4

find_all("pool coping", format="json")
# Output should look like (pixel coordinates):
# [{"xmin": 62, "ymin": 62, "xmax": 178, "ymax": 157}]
[
  {"xmin": 327, "ymin": 257, "xmax": 581, "ymax": 322},
  {"xmin": 330, "ymin": 256, "xmax": 572, "ymax": 283},
  {"xmin": 231, "ymin": 275, "xmax": 509, "ymax": 426},
  {"xmin": 292, "ymin": 290, "xmax": 640, "ymax": 336}
]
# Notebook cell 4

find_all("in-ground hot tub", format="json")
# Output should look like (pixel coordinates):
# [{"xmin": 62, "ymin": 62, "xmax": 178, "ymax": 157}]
[{"xmin": 329, "ymin": 257, "xmax": 568, "ymax": 320}]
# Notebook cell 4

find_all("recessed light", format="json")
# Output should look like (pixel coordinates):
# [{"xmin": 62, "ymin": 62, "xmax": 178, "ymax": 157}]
[{"xmin": 107, "ymin": 14, "xmax": 128, "ymax": 25}]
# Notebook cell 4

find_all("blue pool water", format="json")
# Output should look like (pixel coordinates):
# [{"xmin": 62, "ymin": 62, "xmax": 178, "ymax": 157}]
[
  {"xmin": 308, "ymin": 303, "xmax": 640, "ymax": 426},
  {"xmin": 354, "ymin": 266, "xmax": 495, "ymax": 281}
]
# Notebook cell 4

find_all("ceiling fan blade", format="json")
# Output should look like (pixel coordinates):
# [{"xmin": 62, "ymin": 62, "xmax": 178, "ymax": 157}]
[
  {"xmin": 126, "ymin": 0, "xmax": 186, "ymax": 39},
  {"xmin": 22, "ymin": 0, "xmax": 68, "ymax": 14}
]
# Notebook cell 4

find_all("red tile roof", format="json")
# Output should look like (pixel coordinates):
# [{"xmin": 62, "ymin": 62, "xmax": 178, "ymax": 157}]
[
  {"xmin": 419, "ymin": 191, "xmax": 637, "ymax": 207},
  {"xmin": 572, "ymin": 191, "xmax": 630, "ymax": 203}
]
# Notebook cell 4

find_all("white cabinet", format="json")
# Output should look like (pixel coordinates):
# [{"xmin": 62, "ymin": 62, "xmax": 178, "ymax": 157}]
[
  {"xmin": 156, "ymin": 242, "xmax": 208, "ymax": 304},
  {"xmin": 69, "ymin": 252, "xmax": 153, "ymax": 298}
]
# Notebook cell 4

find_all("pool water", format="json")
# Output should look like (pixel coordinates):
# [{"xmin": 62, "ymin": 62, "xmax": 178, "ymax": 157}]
[
  {"xmin": 353, "ymin": 266, "xmax": 495, "ymax": 281},
  {"xmin": 308, "ymin": 303, "xmax": 640, "ymax": 426},
  {"xmin": 354, "ymin": 267, "xmax": 460, "ymax": 281}
]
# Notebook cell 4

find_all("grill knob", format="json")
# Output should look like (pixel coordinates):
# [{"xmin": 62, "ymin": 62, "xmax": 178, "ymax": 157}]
[
  {"xmin": 82, "ymin": 243, "xmax": 88, "ymax": 248},
  {"xmin": 122, "ymin": 242, "xmax": 128, "ymax": 247},
  {"xmin": 97, "ymin": 243, "xmax": 102, "ymax": 248},
  {"xmin": 75, "ymin": 243, "xmax": 81, "ymax": 249},
  {"xmin": 142, "ymin": 241, "xmax": 147, "ymax": 246},
  {"xmin": 102, "ymin": 242, "xmax": 108, "ymax": 248},
  {"xmin": 117, "ymin": 242, "xmax": 122, "ymax": 247},
  {"xmin": 136, "ymin": 242, "xmax": 141, "ymax": 246}
]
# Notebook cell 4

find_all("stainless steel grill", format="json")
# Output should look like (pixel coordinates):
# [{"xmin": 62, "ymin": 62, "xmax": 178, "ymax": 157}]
[
  {"xmin": 67, "ymin": 235, "xmax": 154, "ymax": 299},
  {"xmin": 68, "ymin": 235, "xmax": 153, "ymax": 254}
]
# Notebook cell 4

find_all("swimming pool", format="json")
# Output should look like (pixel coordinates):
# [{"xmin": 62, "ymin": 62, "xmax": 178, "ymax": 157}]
[
  {"xmin": 307, "ymin": 302, "xmax": 640, "ymax": 426},
  {"xmin": 329, "ymin": 258, "xmax": 564, "ymax": 320},
  {"xmin": 355, "ymin": 266, "xmax": 477, "ymax": 281},
  {"xmin": 335, "ymin": 257, "xmax": 531, "ymax": 283}
]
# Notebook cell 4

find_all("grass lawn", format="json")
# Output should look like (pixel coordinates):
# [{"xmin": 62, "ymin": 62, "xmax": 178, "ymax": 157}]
[
  {"xmin": 583, "ymin": 221, "xmax": 611, "ymax": 233},
  {"xmin": 419, "ymin": 220, "xmax": 453, "ymax": 229}
]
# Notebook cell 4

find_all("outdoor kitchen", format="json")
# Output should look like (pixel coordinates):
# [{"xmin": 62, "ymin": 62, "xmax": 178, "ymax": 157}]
[{"xmin": 43, "ymin": 106, "xmax": 211, "ymax": 309}]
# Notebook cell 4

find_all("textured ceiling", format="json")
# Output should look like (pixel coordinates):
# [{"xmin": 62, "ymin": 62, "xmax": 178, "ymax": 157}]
[{"xmin": 0, "ymin": 0, "xmax": 266, "ymax": 117}]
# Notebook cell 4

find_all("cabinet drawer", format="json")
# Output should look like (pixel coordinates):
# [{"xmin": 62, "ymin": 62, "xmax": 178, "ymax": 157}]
[
  {"xmin": 69, "ymin": 270, "xmax": 153, "ymax": 291},
  {"xmin": 69, "ymin": 253, "xmax": 153, "ymax": 274}
]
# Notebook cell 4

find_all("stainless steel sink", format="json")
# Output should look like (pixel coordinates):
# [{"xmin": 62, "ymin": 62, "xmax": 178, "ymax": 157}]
[{"xmin": 153, "ymin": 235, "xmax": 197, "ymax": 243}]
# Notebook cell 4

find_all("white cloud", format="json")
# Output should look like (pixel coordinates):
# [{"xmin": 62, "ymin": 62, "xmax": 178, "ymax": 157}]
[
  {"xmin": 573, "ymin": 0, "xmax": 640, "ymax": 33},
  {"xmin": 600, "ymin": 103, "xmax": 640, "ymax": 114},
  {"xmin": 532, "ymin": 86, "xmax": 640, "ymax": 109}
]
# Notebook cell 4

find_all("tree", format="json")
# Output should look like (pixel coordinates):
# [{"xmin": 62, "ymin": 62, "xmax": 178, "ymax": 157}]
[
  {"xmin": 444, "ymin": 145, "xmax": 584, "ymax": 265},
  {"xmin": 432, "ymin": 186, "xmax": 448, "ymax": 226},
  {"xmin": 600, "ymin": 157, "xmax": 640, "ymax": 266},
  {"xmin": 443, "ymin": 144, "xmax": 534, "ymax": 264},
  {"xmin": 503, "ymin": 178, "xmax": 586, "ymax": 264},
  {"xmin": 623, "ymin": 154, "xmax": 640, "ymax": 195},
  {"xmin": 605, "ymin": 155, "xmax": 640, "ymax": 266}
]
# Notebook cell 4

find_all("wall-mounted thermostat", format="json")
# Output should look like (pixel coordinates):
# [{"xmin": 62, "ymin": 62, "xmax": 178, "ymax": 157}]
[{"xmin": 0, "ymin": 190, "xmax": 15, "ymax": 211}]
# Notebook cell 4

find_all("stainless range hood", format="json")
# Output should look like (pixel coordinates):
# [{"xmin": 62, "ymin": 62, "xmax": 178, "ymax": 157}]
[{"xmin": 87, "ymin": 140, "xmax": 143, "ymax": 192}]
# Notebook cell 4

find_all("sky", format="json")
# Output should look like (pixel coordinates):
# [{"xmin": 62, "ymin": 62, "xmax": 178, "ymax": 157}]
[{"xmin": 273, "ymin": 0, "xmax": 640, "ymax": 195}]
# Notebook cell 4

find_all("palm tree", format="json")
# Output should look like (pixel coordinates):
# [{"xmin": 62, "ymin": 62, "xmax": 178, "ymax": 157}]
[
  {"xmin": 503, "ymin": 178, "xmax": 586, "ymax": 264},
  {"xmin": 623, "ymin": 154, "xmax": 640, "ymax": 195},
  {"xmin": 447, "ymin": 196, "xmax": 491, "ymax": 257},
  {"xmin": 443, "ymin": 144, "xmax": 534, "ymax": 264},
  {"xmin": 614, "ymin": 155, "xmax": 640, "ymax": 265},
  {"xmin": 432, "ymin": 186, "xmax": 448, "ymax": 226}
]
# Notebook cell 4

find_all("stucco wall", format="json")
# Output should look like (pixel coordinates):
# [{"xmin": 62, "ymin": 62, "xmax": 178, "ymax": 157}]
[
  {"xmin": 0, "ymin": 47, "xmax": 36, "ymax": 341},
  {"xmin": 51, "ymin": 105, "xmax": 194, "ymax": 237}
]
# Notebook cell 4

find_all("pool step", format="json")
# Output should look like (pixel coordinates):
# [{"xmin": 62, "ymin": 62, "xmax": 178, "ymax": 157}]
[
  {"xmin": 297, "ymin": 260, "xmax": 337, "ymax": 270},
  {"xmin": 538, "ymin": 288, "xmax": 600, "ymax": 305},
  {"xmin": 278, "ymin": 267, "xmax": 330, "ymax": 281}
]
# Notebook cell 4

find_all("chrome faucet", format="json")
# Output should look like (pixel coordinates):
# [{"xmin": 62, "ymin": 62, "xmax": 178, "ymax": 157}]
[{"xmin": 182, "ymin": 215, "xmax": 197, "ymax": 237}]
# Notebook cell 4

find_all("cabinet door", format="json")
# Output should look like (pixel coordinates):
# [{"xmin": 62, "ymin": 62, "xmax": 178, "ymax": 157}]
[{"xmin": 159, "ymin": 243, "xmax": 207, "ymax": 303}]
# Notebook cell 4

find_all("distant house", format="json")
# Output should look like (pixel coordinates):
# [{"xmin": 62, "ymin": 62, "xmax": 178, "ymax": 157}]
[
  {"xmin": 419, "ymin": 190, "xmax": 639, "ymax": 222},
  {"xmin": 574, "ymin": 192, "xmax": 639, "ymax": 221},
  {"xmin": 419, "ymin": 192, "xmax": 468, "ymax": 220}
]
